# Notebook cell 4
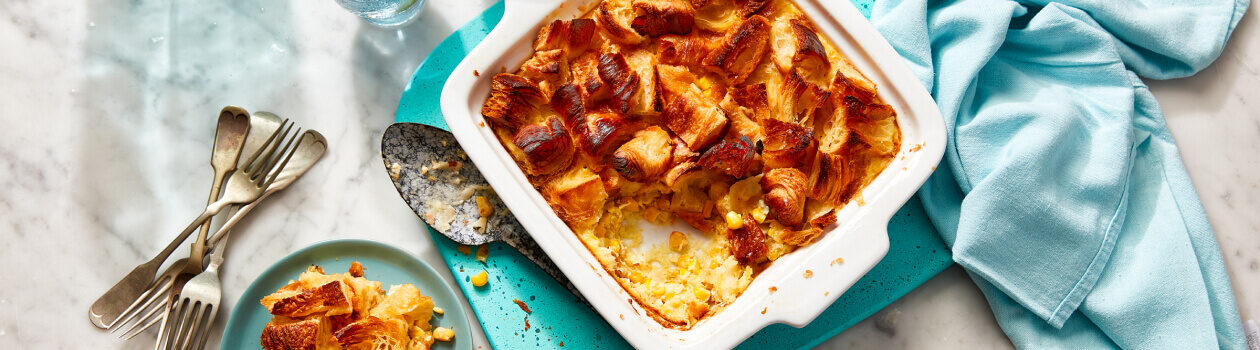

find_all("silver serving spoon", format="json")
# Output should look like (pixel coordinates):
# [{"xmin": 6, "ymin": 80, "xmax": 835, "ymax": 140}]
[
  {"xmin": 381, "ymin": 123, "xmax": 584, "ymax": 302},
  {"xmin": 90, "ymin": 109, "xmax": 251, "ymax": 329}
]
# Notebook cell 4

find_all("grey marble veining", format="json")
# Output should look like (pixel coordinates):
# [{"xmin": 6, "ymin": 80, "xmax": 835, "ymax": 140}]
[{"xmin": 0, "ymin": 0, "xmax": 1254, "ymax": 349}]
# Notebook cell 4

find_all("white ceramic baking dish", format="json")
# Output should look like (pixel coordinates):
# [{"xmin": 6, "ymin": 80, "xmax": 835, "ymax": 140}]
[{"xmin": 441, "ymin": 0, "xmax": 945, "ymax": 348}]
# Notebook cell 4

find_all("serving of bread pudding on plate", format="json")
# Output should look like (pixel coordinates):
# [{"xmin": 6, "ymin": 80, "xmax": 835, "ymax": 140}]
[
  {"xmin": 480, "ymin": 0, "xmax": 901, "ymax": 329},
  {"xmin": 259, "ymin": 262, "xmax": 453, "ymax": 350}
]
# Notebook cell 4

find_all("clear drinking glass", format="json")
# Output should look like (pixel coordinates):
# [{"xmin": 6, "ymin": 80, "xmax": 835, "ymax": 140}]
[{"xmin": 335, "ymin": 0, "xmax": 426, "ymax": 27}]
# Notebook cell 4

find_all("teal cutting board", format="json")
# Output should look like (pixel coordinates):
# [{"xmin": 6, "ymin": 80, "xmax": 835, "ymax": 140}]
[{"xmin": 393, "ymin": 1, "xmax": 953, "ymax": 348}]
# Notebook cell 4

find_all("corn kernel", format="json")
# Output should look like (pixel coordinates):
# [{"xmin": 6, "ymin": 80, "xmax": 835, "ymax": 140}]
[
  {"xmin": 725, "ymin": 211, "xmax": 744, "ymax": 229},
  {"xmin": 669, "ymin": 231, "xmax": 689, "ymax": 252},
  {"xmin": 433, "ymin": 306, "xmax": 445, "ymax": 315},
  {"xmin": 470, "ymin": 270, "xmax": 488, "ymax": 287},
  {"xmin": 692, "ymin": 287, "xmax": 710, "ymax": 301},
  {"xmin": 433, "ymin": 327, "xmax": 455, "ymax": 341},
  {"xmin": 696, "ymin": 76, "xmax": 714, "ymax": 90},
  {"xmin": 751, "ymin": 207, "xmax": 767, "ymax": 223},
  {"xmin": 476, "ymin": 195, "xmax": 494, "ymax": 217},
  {"xmin": 652, "ymin": 283, "xmax": 666, "ymax": 296},
  {"xmin": 629, "ymin": 271, "xmax": 647, "ymax": 284}
]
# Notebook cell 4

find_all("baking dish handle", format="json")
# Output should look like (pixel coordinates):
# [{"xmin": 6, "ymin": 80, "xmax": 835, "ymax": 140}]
[
  {"xmin": 491, "ymin": 0, "xmax": 566, "ymax": 40},
  {"xmin": 761, "ymin": 219, "xmax": 892, "ymax": 328}
]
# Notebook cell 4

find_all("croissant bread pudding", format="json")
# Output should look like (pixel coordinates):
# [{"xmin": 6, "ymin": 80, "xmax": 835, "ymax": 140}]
[
  {"xmin": 259, "ymin": 262, "xmax": 453, "ymax": 350},
  {"xmin": 480, "ymin": 0, "xmax": 901, "ymax": 328}
]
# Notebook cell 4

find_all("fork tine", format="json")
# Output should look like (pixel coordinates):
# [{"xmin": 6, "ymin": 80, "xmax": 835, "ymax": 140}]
[
  {"xmin": 183, "ymin": 303, "xmax": 212, "ymax": 350},
  {"xmin": 248, "ymin": 121, "xmax": 294, "ymax": 178},
  {"xmin": 115, "ymin": 286, "xmax": 171, "ymax": 338},
  {"xmin": 262, "ymin": 128, "xmax": 302, "ymax": 188},
  {"xmin": 110, "ymin": 275, "xmax": 173, "ymax": 334},
  {"xmin": 240, "ymin": 119, "xmax": 290, "ymax": 175},
  {"xmin": 155, "ymin": 296, "xmax": 179, "ymax": 350},
  {"xmin": 177, "ymin": 302, "xmax": 207, "ymax": 350},
  {"xmin": 108, "ymin": 274, "xmax": 171, "ymax": 331},
  {"xmin": 190, "ymin": 304, "xmax": 216, "ymax": 350},
  {"xmin": 167, "ymin": 300, "xmax": 194, "ymax": 350},
  {"xmin": 120, "ymin": 307, "xmax": 165, "ymax": 340}
]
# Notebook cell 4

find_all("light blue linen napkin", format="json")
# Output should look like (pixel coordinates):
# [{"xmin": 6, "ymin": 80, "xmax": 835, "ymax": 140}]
[{"xmin": 868, "ymin": 0, "xmax": 1250, "ymax": 347}]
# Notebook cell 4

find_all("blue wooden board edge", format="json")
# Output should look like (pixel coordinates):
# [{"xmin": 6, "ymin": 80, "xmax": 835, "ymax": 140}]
[{"xmin": 392, "ymin": 0, "xmax": 954, "ymax": 348}]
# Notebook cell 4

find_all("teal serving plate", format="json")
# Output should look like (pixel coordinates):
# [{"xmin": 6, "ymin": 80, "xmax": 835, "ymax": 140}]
[{"xmin": 221, "ymin": 239, "xmax": 472, "ymax": 350}]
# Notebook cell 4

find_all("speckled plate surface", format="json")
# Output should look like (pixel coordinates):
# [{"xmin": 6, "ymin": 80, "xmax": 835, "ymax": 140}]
[{"xmin": 221, "ymin": 239, "xmax": 472, "ymax": 350}]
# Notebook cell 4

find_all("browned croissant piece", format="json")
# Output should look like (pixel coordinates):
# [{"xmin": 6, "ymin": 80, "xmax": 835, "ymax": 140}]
[
  {"xmin": 613, "ymin": 126, "xmax": 675, "ymax": 182},
  {"xmin": 631, "ymin": 0, "xmax": 696, "ymax": 37},
  {"xmin": 703, "ymin": 15, "xmax": 771, "ymax": 84},
  {"xmin": 597, "ymin": 52, "xmax": 641, "ymax": 114},
  {"xmin": 761, "ymin": 118, "xmax": 815, "ymax": 169},
  {"xmin": 578, "ymin": 111, "xmax": 641, "ymax": 158},
  {"xmin": 761, "ymin": 167, "xmax": 807, "ymax": 227},
  {"xmin": 513, "ymin": 116, "xmax": 575, "ymax": 176},
  {"xmin": 727, "ymin": 216, "xmax": 767, "ymax": 264},
  {"xmin": 479, "ymin": 0, "xmax": 901, "ymax": 329},
  {"xmin": 481, "ymin": 74, "xmax": 546, "ymax": 128},
  {"xmin": 698, "ymin": 135, "xmax": 759, "ymax": 178}
]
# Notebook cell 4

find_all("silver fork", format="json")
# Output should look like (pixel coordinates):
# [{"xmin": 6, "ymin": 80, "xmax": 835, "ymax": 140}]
[
  {"xmin": 104, "ymin": 119, "xmax": 291, "ymax": 338},
  {"xmin": 165, "ymin": 225, "xmax": 227, "ymax": 350},
  {"xmin": 159, "ymin": 126, "xmax": 305, "ymax": 350}
]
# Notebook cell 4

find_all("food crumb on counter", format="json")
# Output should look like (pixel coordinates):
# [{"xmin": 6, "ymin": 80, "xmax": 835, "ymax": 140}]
[
  {"xmin": 457, "ymin": 245, "xmax": 472, "ymax": 255},
  {"xmin": 476, "ymin": 244, "xmax": 489, "ymax": 263},
  {"xmin": 471, "ymin": 270, "xmax": 489, "ymax": 287},
  {"xmin": 760, "ymin": 307, "xmax": 767, "ymax": 315},
  {"xmin": 524, "ymin": 318, "xmax": 531, "ymax": 331},
  {"xmin": 830, "ymin": 258, "xmax": 844, "ymax": 266},
  {"xmin": 513, "ymin": 299, "xmax": 533, "ymax": 314},
  {"xmin": 802, "ymin": 270, "xmax": 813, "ymax": 278},
  {"xmin": 473, "ymin": 69, "xmax": 480, "ymax": 76},
  {"xmin": 769, "ymin": 286, "xmax": 777, "ymax": 293},
  {"xmin": 433, "ymin": 306, "xmax": 445, "ymax": 315}
]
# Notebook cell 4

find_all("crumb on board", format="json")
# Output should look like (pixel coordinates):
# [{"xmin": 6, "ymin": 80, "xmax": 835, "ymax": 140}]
[
  {"xmin": 803, "ymin": 270, "xmax": 813, "ymax": 278},
  {"xmin": 473, "ymin": 69, "xmax": 480, "ymax": 76},
  {"xmin": 388, "ymin": 162, "xmax": 403, "ymax": 180},
  {"xmin": 513, "ymin": 299, "xmax": 533, "ymax": 314},
  {"xmin": 825, "ymin": 291, "xmax": 830, "ymax": 296},
  {"xmin": 769, "ymin": 286, "xmax": 777, "ymax": 293},
  {"xmin": 760, "ymin": 307, "xmax": 767, "ymax": 315},
  {"xmin": 475, "ymin": 244, "xmax": 489, "ymax": 263},
  {"xmin": 619, "ymin": 314, "xmax": 624, "ymax": 320},
  {"xmin": 433, "ymin": 306, "xmax": 444, "ymax": 315},
  {"xmin": 831, "ymin": 258, "xmax": 844, "ymax": 266},
  {"xmin": 471, "ymin": 270, "xmax": 488, "ymax": 287},
  {"xmin": 524, "ymin": 318, "xmax": 531, "ymax": 331},
  {"xmin": 479, "ymin": 121, "xmax": 486, "ymax": 127},
  {"xmin": 909, "ymin": 143, "xmax": 922, "ymax": 152},
  {"xmin": 457, "ymin": 245, "xmax": 472, "ymax": 255}
]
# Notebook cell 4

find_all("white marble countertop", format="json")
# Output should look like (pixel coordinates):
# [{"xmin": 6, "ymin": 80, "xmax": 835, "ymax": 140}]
[{"xmin": 0, "ymin": 0, "xmax": 1255, "ymax": 348}]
